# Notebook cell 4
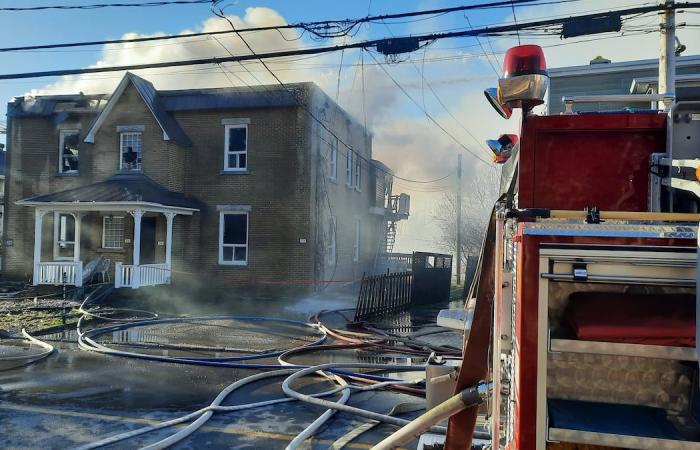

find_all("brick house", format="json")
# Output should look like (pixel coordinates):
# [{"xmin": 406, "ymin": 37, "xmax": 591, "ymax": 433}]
[{"xmin": 3, "ymin": 73, "xmax": 406, "ymax": 289}]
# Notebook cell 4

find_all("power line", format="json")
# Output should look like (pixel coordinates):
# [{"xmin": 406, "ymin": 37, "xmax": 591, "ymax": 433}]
[
  {"xmin": 0, "ymin": 0, "xmax": 569, "ymax": 53},
  {"xmin": 510, "ymin": 0, "xmax": 522, "ymax": 45},
  {"xmin": 0, "ymin": 0, "xmax": 213, "ymax": 11},
  {"xmin": 2, "ymin": 2, "xmax": 694, "ymax": 81}
]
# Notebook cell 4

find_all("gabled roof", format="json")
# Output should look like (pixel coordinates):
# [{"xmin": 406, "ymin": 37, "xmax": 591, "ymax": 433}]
[
  {"xmin": 84, "ymin": 72, "xmax": 192, "ymax": 148},
  {"xmin": 17, "ymin": 173, "xmax": 202, "ymax": 211}
]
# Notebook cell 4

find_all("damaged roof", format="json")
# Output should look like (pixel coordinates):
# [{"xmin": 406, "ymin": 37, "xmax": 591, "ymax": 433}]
[
  {"xmin": 8, "ymin": 74, "xmax": 312, "ymax": 149},
  {"xmin": 17, "ymin": 173, "xmax": 202, "ymax": 211},
  {"xmin": 9, "ymin": 75, "xmax": 307, "ymax": 118},
  {"xmin": 84, "ymin": 73, "xmax": 192, "ymax": 148}
]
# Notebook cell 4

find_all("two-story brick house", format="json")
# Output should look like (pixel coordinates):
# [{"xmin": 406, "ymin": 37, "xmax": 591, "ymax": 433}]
[{"xmin": 3, "ymin": 73, "xmax": 402, "ymax": 289}]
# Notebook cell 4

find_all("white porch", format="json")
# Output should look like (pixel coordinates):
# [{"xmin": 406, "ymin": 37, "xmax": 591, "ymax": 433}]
[{"xmin": 28, "ymin": 205, "xmax": 191, "ymax": 289}]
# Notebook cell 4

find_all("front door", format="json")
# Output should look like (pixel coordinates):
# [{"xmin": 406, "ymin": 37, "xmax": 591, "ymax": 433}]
[{"xmin": 140, "ymin": 217, "xmax": 157, "ymax": 264}]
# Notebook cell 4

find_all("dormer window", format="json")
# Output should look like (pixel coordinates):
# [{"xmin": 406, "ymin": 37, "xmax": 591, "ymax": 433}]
[
  {"xmin": 120, "ymin": 132, "xmax": 142, "ymax": 171},
  {"xmin": 59, "ymin": 130, "xmax": 80, "ymax": 174}
]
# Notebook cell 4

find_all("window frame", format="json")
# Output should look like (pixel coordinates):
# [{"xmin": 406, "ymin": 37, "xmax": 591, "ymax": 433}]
[
  {"xmin": 223, "ymin": 124, "xmax": 248, "ymax": 172},
  {"xmin": 101, "ymin": 216, "xmax": 125, "ymax": 250},
  {"xmin": 327, "ymin": 216, "xmax": 336, "ymax": 265},
  {"xmin": 53, "ymin": 212, "xmax": 76, "ymax": 261},
  {"xmin": 218, "ymin": 211, "xmax": 249, "ymax": 266},
  {"xmin": 329, "ymin": 137, "xmax": 338, "ymax": 182},
  {"xmin": 353, "ymin": 219, "xmax": 361, "ymax": 262},
  {"xmin": 345, "ymin": 150, "xmax": 353, "ymax": 188},
  {"xmin": 58, "ymin": 129, "xmax": 80, "ymax": 174},
  {"xmin": 354, "ymin": 155, "xmax": 362, "ymax": 192},
  {"xmin": 119, "ymin": 131, "xmax": 143, "ymax": 171}
]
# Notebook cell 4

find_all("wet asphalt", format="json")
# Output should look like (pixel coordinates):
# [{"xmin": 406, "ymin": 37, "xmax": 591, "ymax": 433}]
[{"xmin": 0, "ymin": 288, "xmax": 464, "ymax": 449}]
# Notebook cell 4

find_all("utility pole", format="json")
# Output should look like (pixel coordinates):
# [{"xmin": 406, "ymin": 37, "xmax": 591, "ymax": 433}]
[
  {"xmin": 659, "ymin": 0, "xmax": 676, "ymax": 110},
  {"xmin": 456, "ymin": 153, "xmax": 463, "ymax": 286}
]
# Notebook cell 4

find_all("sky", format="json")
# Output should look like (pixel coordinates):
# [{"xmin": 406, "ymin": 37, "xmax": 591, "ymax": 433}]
[{"xmin": 1, "ymin": 0, "xmax": 699, "ymax": 255}]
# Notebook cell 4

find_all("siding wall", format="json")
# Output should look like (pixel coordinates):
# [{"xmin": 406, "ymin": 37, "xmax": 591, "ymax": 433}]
[
  {"xmin": 308, "ymin": 86, "xmax": 385, "ymax": 285},
  {"xmin": 548, "ymin": 61, "xmax": 700, "ymax": 115}
]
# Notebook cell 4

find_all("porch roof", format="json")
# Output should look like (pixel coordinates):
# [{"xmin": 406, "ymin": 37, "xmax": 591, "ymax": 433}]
[{"xmin": 16, "ymin": 173, "xmax": 202, "ymax": 213}]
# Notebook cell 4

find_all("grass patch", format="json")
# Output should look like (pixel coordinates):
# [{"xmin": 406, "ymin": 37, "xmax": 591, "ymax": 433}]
[{"xmin": 0, "ymin": 308, "xmax": 81, "ymax": 334}]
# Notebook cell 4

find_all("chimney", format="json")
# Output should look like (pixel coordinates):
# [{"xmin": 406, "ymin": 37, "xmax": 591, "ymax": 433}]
[{"xmin": 590, "ymin": 56, "xmax": 611, "ymax": 65}]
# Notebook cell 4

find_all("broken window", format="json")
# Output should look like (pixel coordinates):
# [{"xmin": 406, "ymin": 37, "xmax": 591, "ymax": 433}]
[
  {"xmin": 224, "ymin": 124, "xmax": 248, "ymax": 171},
  {"xmin": 120, "ymin": 132, "xmax": 142, "ymax": 171},
  {"xmin": 102, "ymin": 216, "xmax": 124, "ymax": 249},
  {"xmin": 219, "ymin": 212, "xmax": 248, "ymax": 265},
  {"xmin": 59, "ymin": 130, "xmax": 80, "ymax": 174},
  {"xmin": 54, "ymin": 212, "xmax": 75, "ymax": 260}
]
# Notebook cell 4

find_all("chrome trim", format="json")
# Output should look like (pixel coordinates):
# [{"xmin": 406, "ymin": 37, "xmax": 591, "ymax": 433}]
[
  {"xmin": 541, "ymin": 272, "xmax": 694, "ymax": 286},
  {"xmin": 498, "ymin": 74, "xmax": 548, "ymax": 106},
  {"xmin": 562, "ymin": 93, "xmax": 674, "ymax": 114}
]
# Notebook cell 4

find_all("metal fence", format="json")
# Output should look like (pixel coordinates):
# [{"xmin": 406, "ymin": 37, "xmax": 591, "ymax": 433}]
[{"xmin": 354, "ymin": 270, "xmax": 413, "ymax": 321}]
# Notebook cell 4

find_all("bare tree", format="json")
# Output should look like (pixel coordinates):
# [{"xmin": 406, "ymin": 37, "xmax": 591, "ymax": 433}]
[{"xmin": 432, "ymin": 169, "xmax": 499, "ymax": 271}]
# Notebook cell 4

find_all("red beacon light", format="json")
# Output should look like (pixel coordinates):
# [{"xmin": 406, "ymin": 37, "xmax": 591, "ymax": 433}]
[{"xmin": 497, "ymin": 44, "xmax": 549, "ymax": 111}]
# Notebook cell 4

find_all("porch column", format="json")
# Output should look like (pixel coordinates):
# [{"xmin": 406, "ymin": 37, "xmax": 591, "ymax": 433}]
[
  {"xmin": 73, "ymin": 213, "xmax": 82, "ymax": 263},
  {"xmin": 164, "ymin": 211, "xmax": 175, "ymax": 267},
  {"xmin": 32, "ymin": 209, "xmax": 47, "ymax": 285},
  {"xmin": 131, "ymin": 209, "xmax": 144, "ymax": 266},
  {"xmin": 131, "ymin": 209, "xmax": 144, "ymax": 289}
]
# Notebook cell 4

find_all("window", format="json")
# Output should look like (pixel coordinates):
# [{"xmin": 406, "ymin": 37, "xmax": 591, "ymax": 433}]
[
  {"xmin": 354, "ymin": 156, "xmax": 362, "ymax": 192},
  {"xmin": 54, "ymin": 213, "xmax": 75, "ymax": 260},
  {"xmin": 327, "ymin": 217, "xmax": 336, "ymax": 265},
  {"xmin": 59, "ymin": 130, "xmax": 80, "ymax": 173},
  {"xmin": 353, "ymin": 219, "xmax": 361, "ymax": 262},
  {"xmin": 102, "ymin": 216, "xmax": 125, "ymax": 249},
  {"xmin": 346, "ymin": 150, "xmax": 353, "ymax": 188},
  {"xmin": 329, "ymin": 137, "xmax": 338, "ymax": 181},
  {"xmin": 224, "ymin": 124, "xmax": 248, "ymax": 171},
  {"xmin": 219, "ymin": 212, "xmax": 248, "ymax": 265},
  {"xmin": 120, "ymin": 132, "xmax": 142, "ymax": 171}
]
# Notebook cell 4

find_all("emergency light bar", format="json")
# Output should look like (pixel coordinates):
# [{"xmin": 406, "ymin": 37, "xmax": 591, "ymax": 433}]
[{"xmin": 498, "ymin": 45, "xmax": 549, "ymax": 110}]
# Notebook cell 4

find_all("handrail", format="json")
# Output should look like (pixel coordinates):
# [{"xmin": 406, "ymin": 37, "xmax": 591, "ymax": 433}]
[{"xmin": 115, "ymin": 263, "xmax": 171, "ymax": 289}]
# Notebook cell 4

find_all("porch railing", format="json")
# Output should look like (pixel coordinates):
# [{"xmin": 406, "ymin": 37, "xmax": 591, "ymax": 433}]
[
  {"xmin": 36, "ymin": 261, "xmax": 83, "ymax": 287},
  {"xmin": 115, "ymin": 262, "xmax": 171, "ymax": 289}
]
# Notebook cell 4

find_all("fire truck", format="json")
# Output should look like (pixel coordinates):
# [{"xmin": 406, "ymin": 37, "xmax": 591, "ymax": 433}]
[{"xmin": 443, "ymin": 42, "xmax": 700, "ymax": 450}]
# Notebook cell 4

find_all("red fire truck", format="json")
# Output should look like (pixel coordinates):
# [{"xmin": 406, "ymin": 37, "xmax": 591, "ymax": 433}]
[{"xmin": 443, "ymin": 42, "xmax": 700, "ymax": 450}]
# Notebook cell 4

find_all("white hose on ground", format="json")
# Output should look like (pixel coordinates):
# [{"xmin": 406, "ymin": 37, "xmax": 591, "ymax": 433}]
[
  {"xmin": 0, "ymin": 329, "xmax": 55, "ymax": 369},
  {"xmin": 78, "ymin": 369, "xmax": 333, "ymax": 450},
  {"xmin": 282, "ymin": 362, "xmax": 447, "ymax": 439},
  {"xmin": 284, "ymin": 377, "xmax": 420, "ymax": 450},
  {"xmin": 79, "ymin": 368, "xmax": 390, "ymax": 450}
]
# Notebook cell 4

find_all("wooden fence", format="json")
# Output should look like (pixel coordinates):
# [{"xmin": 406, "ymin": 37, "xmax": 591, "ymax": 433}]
[{"xmin": 354, "ymin": 270, "xmax": 413, "ymax": 321}]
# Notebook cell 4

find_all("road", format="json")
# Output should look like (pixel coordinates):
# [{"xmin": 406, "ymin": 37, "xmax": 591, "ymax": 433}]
[{"xmin": 0, "ymin": 289, "xmax": 464, "ymax": 449}]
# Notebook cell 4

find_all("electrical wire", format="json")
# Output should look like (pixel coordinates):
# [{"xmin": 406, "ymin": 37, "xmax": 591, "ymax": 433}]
[
  {"xmin": 0, "ymin": 0, "xmax": 213, "ymax": 11},
  {"xmin": 0, "ymin": 0, "xmax": 578, "ymax": 53}
]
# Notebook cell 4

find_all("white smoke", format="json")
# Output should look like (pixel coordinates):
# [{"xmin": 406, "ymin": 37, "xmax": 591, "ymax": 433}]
[{"xmin": 25, "ymin": 3, "xmax": 700, "ymax": 255}]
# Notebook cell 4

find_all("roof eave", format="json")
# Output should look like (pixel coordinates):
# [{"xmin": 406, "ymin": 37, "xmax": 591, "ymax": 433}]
[{"xmin": 15, "ymin": 199, "xmax": 197, "ymax": 215}]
